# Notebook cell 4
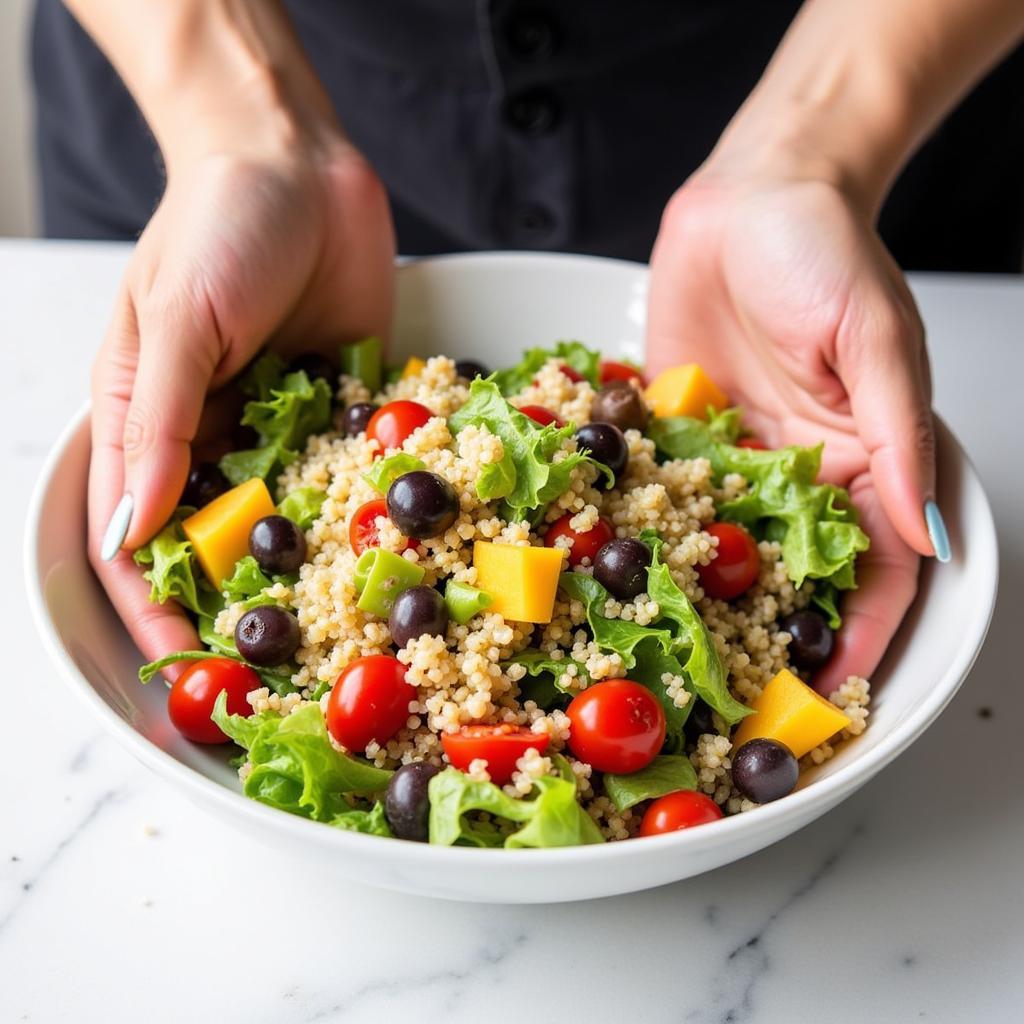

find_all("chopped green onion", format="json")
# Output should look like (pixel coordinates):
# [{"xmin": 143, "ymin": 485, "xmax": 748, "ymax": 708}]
[
  {"xmin": 339, "ymin": 336, "xmax": 382, "ymax": 394},
  {"xmin": 444, "ymin": 581, "xmax": 494, "ymax": 624},
  {"xmin": 353, "ymin": 548, "xmax": 425, "ymax": 616}
]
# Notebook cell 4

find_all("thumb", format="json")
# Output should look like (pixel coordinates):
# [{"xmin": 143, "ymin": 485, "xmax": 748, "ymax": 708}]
[
  {"xmin": 836, "ymin": 284, "xmax": 941, "ymax": 560},
  {"xmin": 113, "ymin": 300, "xmax": 225, "ymax": 552}
]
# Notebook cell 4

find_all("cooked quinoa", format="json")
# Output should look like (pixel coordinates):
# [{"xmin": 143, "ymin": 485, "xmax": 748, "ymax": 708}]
[{"xmin": 198, "ymin": 351, "xmax": 871, "ymax": 841}]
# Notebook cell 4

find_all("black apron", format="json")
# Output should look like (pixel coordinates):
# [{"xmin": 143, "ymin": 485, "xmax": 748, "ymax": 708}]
[{"xmin": 31, "ymin": 0, "xmax": 1024, "ymax": 272}]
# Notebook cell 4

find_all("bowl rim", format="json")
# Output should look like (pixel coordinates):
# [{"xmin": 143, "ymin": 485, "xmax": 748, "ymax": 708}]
[{"xmin": 25, "ymin": 253, "xmax": 1000, "ymax": 868}]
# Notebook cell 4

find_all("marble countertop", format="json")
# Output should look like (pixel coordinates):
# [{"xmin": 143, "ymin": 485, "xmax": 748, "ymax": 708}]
[{"xmin": 3, "ymin": 239, "xmax": 1020, "ymax": 1024}]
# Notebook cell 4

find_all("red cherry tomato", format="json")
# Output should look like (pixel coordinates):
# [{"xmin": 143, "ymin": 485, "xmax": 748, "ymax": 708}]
[
  {"xmin": 326, "ymin": 655, "xmax": 416, "ymax": 752},
  {"xmin": 168, "ymin": 658, "xmax": 259, "ymax": 744},
  {"xmin": 558, "ymin": 364, "xmax": 586, "ymax": 383},
  {"xmin": 599, "ymin": 360, "xmax": 647, "ymax": 387},
  {"xmin": 639, "ymin": 790, "xmax": 724, "ymax": 836},
  {"xmin": 366, "ymin": 400, "xmax": 433, "ymax": 454},
  {"xmin": 442, "ymin": 724, "xmax": 551, "ymax": 785},
  {"xmin": 544, "ymin": 512, "xmax": 615, "ymax": 567},
  {"xmin": 348, "ymin": 498, "xmax": 416, "ymax": 555},
  {"xmin": 519, "ymin": 404, "xmax": 564, "ymax": 428},
  {"xmin": 736, "ymin": 437, "xmax": 768, "ymax": 450},
  {"xmin": 566, "ymin": 679, "xmax": 666, "ymax": 774},
  {"xmin": 698, "ymin": 522, "xmax": 761, "ymax": 600}
]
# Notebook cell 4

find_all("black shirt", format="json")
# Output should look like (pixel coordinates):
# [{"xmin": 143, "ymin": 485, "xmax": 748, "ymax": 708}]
[{"xmin": 31, "ymin": 0, "xmax": 1024, "ymax": 271}]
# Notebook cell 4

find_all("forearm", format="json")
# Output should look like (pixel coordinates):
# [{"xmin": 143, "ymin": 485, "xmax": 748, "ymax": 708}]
[
  {"xmin": 708, "ymin": 0, "xmax": 1024, "ymax": 213},
  {"xmin": 63, "ymin": 0, "xmax": 338, "ymax": 172}
]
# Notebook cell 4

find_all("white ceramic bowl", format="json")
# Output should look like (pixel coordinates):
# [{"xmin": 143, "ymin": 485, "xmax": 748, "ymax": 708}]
[{"xmin": 26, "ymin": 253, "xmax": 998, "ymax": 903}]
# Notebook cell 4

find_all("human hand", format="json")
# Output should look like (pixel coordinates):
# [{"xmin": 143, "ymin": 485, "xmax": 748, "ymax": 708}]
[
  {"xmin": 646, "ymin": 170, "xmax": 942, "ymax": 693},
  {"xmin": 88, "ymin": 135, "xmax": 394, "ymax": 674}
]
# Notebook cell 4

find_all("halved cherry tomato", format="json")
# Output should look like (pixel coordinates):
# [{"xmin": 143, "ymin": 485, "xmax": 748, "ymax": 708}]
[
  {"xmin": 366, "ymin": 400, "xmax": 433, "ymax": 454},
  {"xmin": 442, "ymin": 724, "xmax": 551, "ymax": 785},
  {"xmin": 736, "ymin": 436, "xmax": 767, "ymax": 450},
  {"xmin": 566, "ymin": 679, "xmax": 665, "ymax": 774},
  {"xmin": 349, "ymin": 498, "xmax": 416, "ymax": 556},
  {"xmin": 698, "ymin": 522, "xmax": 760, "ymax": 600},
  {"xmin": 544, "ymin": 512, "xmax": 615, "ymax": 567},
  {"xmin": 168, "ymin": 658, "xmax": 259, "ymax": 744},
  {"xmin": 326, "ymin": 655, "xmax": 416, "ymax": 752},
  {"xmin": 519, "ymin": 404, "xmax": 564, "ymax": 428},
  {"xmin": 599, "ymin": 360, "xmax": 647, "ymax": 387},
  {"xmin": 639, "ymin": 791, "xmax": 723, "ymax": 836}
]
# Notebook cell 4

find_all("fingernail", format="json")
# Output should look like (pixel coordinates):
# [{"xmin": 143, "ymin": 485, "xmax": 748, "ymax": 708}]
[
  {"xmin": 924, "ymin": 500, "xmax": 951, "ymax": 563},
  {"xmin": 101, "ymin": 493, "xmax": 133, "ymax": 561}
]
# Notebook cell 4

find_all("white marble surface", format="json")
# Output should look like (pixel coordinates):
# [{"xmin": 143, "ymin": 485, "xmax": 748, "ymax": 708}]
[{"xmin": 3, "ymin": 239, "xmax": 1021, "ymax": 1023}]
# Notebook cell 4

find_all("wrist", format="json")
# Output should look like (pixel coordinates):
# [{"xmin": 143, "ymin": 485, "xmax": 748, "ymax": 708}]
[
  {"xmin": 703, "ymin": 51, "xmax": 913, "ymax": 217},
  {"xmin": 68, "ymin": 0, "xmax": 341, "ymax": 174}
]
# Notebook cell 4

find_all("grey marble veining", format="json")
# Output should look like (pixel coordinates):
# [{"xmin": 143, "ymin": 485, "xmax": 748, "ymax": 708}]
[{"xmin": 2, "ymin": 241, "xmax": 1021, "ymax": 1024}]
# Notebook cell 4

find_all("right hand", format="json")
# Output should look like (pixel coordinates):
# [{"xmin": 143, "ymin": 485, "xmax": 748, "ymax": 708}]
[{"xmin": 88, "ymin": 136, "xmax": 395, "ymax": 674}]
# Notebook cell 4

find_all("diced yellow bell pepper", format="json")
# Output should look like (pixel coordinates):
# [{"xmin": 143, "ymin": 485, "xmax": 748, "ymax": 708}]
[
  {"xmin": 401, "ymin": 357, "xmax": 426, "ymax": 380},
  {"xmin": 644, "ymin": 364, "xmax": 728, "ymax": 419},
  {"xmin": 472, "ymin": 541, "xmax": 565, "ymax": 623},
  {"xmin": 732, "ymin": 668, "xmax": 851, "ymax": 758},
  {"xmin": 183, "ymin": 477, "xmax": 276, "ymax": 589}
]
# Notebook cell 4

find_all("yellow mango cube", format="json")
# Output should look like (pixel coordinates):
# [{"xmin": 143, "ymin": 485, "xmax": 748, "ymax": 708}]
[
  {"xmin": 644, "ymin": 364, "xmax": 728, "ymax": 419},
  {"xmin": 183, "ymin": 477, "xmax": 276, "ymax": 589},
  {"xmin": 472, "ymin": 541, "xmax": 565, "ymax": 624},
  {"xmin": 401, "ymin": 356, "xmax": 426, "ymax": 380},
  {"xmin": 732, "ymin": 668, "xmax": 851, "ymax": 758}
]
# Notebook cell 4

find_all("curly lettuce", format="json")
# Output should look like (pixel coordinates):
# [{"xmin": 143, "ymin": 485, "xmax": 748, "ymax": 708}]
[
  {"xmin": 648, "ymin": 415, "xmax": 870, "ymax": 602},
  {"xmin": 220, "ymin": 354, "xmax": 333, "ymax": 486},
  {"xmin": 132, "ymin": 512, "xmax": 223, "ymax": 618},
  {"xmin": 604, "ymin": 755, "xmax": 698, "ymax": 812},
  {"xmin": 427, "ymin": 757, "xmax": 604, "ymax": 848},
  {"xmin": 212, "ymin": 694, "xmax": 392, "ymax": 822},
  {"xmin": 490, "ymin": 340, "xmax": 600, "ymax": 395},
  {"xmin": 448, "ymin": 378, "xmax": 608, "ymax": 522}
]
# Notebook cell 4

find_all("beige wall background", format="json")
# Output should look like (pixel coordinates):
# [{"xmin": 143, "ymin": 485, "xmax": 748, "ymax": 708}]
[{"xmin": 1, "ymin": 0, "xmax": 37, "ymax": 236}]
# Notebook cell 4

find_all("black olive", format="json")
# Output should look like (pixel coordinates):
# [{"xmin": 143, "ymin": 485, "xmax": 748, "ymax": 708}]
[
  {"xmin": 590, "ymin": 383, "xmax": 649, "ymax": 433},
  {"xmin": 454, "ymin": 359, "xmax": 489, "ymax": 381},
  {"xmin": 386, "ymin": 471, "xmax": 460, "ymax": 539},
  {"xmin": 780, "ymin": 610, "xmax": 834, "ymax": 670},
  {"xmin": 182, "ymin": 463, "xmax": 229, "ymax": 508},
  {"xmin": 576, "ymin": 422, "xmax": 629, "ymax": 485},
  {"xmin": 389, "ymin": 586, "xmax": 449, "ymax": 649},
  {"xmin": 731, "ymin": 738, "xmax": 799, "ymax": 803},
  {"xmin": 235, "ymin": 606, "xmax": 301, "ymax": 666},
  {"xmin": 340, "ymin": 402, "xmax": 379, "ymax": 437},
  {"xmin": 385, "ymin": 762, "xmax": 440, "ymax": 841},
  {"xmin": 593, "ymin": 538, "xmax": 652, "ymax": 599},
  {"xmin": 249, "ymin": 515, "xmax": 307, "ymax": 575}
]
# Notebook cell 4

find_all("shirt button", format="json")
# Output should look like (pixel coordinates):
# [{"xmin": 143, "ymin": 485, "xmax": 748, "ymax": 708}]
[
  {"xmin": 513, "ymin": 204, "xmax": 555, "ymax": 239},
  {"xmin": 503, "ymin": 91, "xmax": 560, "ymax": 136},
  {"xmin": 504, "ymin": 11, "xmax": 559, "ymax": 61}
]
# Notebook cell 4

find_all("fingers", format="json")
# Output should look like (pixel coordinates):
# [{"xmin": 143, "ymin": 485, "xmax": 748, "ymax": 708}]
[
  {"xmin": 835, "ymin": 274, "xmax": 937, "ymax": 558},
  {"xmin": 87, "ymin": 287, "xmax": 200, "ymax": 678},
  {"xmin": 813, "ymin": 475, "xmax": 920, "ymax": 695},
  {"xmin": 119, "ymin": 298, "xmax": 224, "ymax": 548}
]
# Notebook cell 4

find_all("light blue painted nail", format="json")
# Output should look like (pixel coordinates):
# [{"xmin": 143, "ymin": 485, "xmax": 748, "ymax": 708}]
[
  {"xmin": 924, "ymin": 500, "xmax": 950, "ymax": 563},
  {"xmin": 101, "ymin": 493, "xmax": 133, "ymax": 561}
]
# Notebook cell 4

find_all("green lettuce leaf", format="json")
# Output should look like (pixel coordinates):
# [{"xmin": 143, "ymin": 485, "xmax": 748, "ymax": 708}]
[
  {"xmin": 648, "ymin": 415, "xmax": 870, "ymax": 595},
  {"xmin": 645, "ymin": 547, "xmax": 751, "ymax": 726},
  {"xmin": 219, "ymin": 361, "xmax": 332, "ymax": 486},
  {"xmin": 132, "ymin": 514, "xmax": 223, "ymax": 617},
  {"xmin": 448, "ymin": 378, "xmax": 597, "ymax": 521},
  {"xmin": 212, "ymin": 693, "xmax": 392, "ymax": 821},
  {"xmin": 604, "ymin": 755, "xmax": 698, "ymax": 812},
  {"xmin": 220, "ymin": 556, "xmax": 272, "ymax": 602},
  {"xmin": 238, "ymin": 351, "xmax": 287, "ymax": 400},
  {"xmin": 427, "ymin": 757, "xmax": 604, "ymax": 848},
  {"xmin": 503, "ymin": 649, "xmax": 590, "ymax": 696},
  {"xmin": 329, "ymin": 801, "xmax": 393, "ymax": 836},
  {"xmin": 491, "ymin": 341, "xmax": 601, "ymax": 395},
  {"xmin": 277, "ymin": 487, "xmax": 327, "ymax": 529},
  {"xmin": 558, "ymin": 571, "xmax": 674, "ymax": 669},
  {"xmin": 362, "ymin": 453, "xmax": 425, "ymax": 494}
]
